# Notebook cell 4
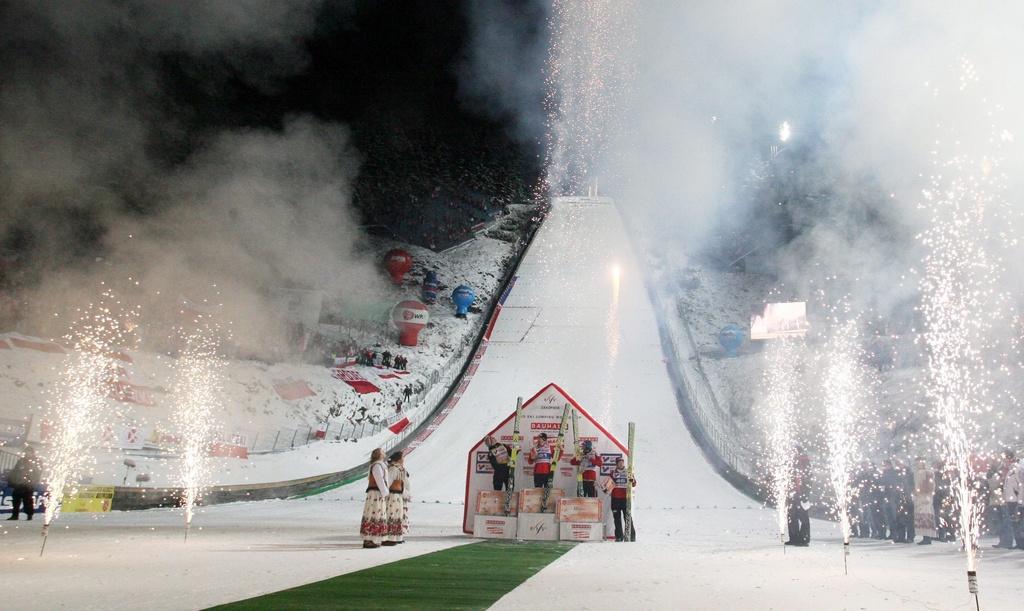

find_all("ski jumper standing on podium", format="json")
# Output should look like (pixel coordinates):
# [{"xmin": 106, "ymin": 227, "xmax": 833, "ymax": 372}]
[
  {"xmin": 528, "ymin": 432, "xmax": 553, "ymax": 488},
  {"xmin": 605, "ymin": 457, "xmax": 636, "ymax": 542},
  {"xmin": 486, "ymin": 435, "xmax": 512, "ymax": 491},
  {"xmin": 571, "ymin": 440, "xmax": 603, "ymax": 498}
]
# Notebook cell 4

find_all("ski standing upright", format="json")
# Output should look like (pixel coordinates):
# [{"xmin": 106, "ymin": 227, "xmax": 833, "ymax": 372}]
[
  {"xmin": 572, "ymin": 408, "xmax": 584, "ymax": 497},
  {"xmin": 623, "ymin": 421, "xmax": 636, "ymax": 541},
  {"xmin": 503, "ymin": 397, "xmax": 523, "ymax": 516}
]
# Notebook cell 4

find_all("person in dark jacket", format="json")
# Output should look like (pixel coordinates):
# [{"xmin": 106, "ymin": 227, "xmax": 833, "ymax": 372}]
[
  {"xmin": 7, "ymin": 446, "xmax": 41, "ymax": 520},
  {"xmin": 851, "ymin": 460, "xmax": 877, "ymax": 538},
  {"xmin": 879, "ymin": 459, "xmax": 905, "ymax": 541},
  {"xmin": 898, "ymin": 459, "xmax": 916, "ymax": 543},
  {"xmin": 603, "ymin": 457, "xmax": 636, "ymax": 542},
  {"xmin": 785, "ymin": 447, "xmax": 811, "ymax": 546},
  {"xmin": 485, "ymin": 435, "xmax": 512, "ymax": 491}
]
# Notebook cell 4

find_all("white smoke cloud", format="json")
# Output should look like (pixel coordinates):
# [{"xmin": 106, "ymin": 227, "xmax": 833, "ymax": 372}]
[{"xmin": 0, "ymin": 1, "xmax": 385, "ymax": 350}]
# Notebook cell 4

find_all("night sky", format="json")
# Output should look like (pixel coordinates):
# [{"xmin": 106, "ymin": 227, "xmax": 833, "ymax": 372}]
[{"xmin": 0, "ymin": 0, "xmax": 546, "ymax": 271}]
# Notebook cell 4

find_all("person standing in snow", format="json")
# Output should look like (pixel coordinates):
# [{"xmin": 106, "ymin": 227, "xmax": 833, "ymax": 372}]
[
  {"xmin": 899, "ymin": 459, "xmax": 916, "ymax": 544},
  {"xmin": 913, "ymin": 457, "xmax": 937, "ymax": 544},
  {"xmin": 785, "ymin": 447, "xmax": 811, "ymax": 547},
  {"xmin": 6, "ymin": 445, "xmax": 41, "ymax": 521},
  {"xmin": 527, "ymin": 433, "xmax": 553, "ymax": 489},
  {"xmin": 360, "ymin": 448, "xmax": 390, "ymax": 548},
  {"xmin": 384, "ymin": 451, "xmax": 408, "ymax": 546},
  {"xmin": 879, "ymin": 458, "xmax": 905, "ymax": 542},
  {"xmin": 604, "ymin": 457, "xmax": 636, "ymax": 542},
  {"xmin": 486, "ymin": 435, "xmax": 512, "ymax": 491},
  {"xmin": 993, "ymin": 449, "xmax": 1022, "ymax": 549},
  {"xmin": 850, "ymin": 460, "xmax": 877, "ymax": 538},
  {"xmin": 570, "ymin": 440, "xmax": 603, "ymax": 498}
]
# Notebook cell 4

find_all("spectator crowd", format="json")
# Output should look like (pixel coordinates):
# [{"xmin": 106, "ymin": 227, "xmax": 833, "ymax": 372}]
[{"xmin": 844, "ymin": 450, "xmax": 1022, "ymax": 550}]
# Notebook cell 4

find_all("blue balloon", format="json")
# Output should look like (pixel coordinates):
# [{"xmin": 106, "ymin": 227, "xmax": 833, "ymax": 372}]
[
  {"xmin": 717, "ymin": 324, "xmax": 745, "ymax": 357},
  {"xmin": 452, "ymin": 285, "xmax": 475, "ymax": 318},
  {"xmin": 421, "ymin": 278, "xmax": 440, "ymax": 304}
]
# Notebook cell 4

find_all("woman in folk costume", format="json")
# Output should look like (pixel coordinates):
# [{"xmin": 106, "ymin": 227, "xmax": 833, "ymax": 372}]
[
  {"xmin": 402, "ymin": 460, "xmax": 412, "ymax": 535},
  {"xmin": 361, "ymin": 448, "xmax": 390, "ymax": 548},
  {"xmin": 384, "ymin": 451, "xmax": 409, "ymax": 546}
]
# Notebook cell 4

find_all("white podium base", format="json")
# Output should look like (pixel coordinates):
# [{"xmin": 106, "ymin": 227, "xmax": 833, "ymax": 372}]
[
  {"xmin": 559, "ymin": 521, "xmax": 604, "ymax": 542},
  {"xmin": 518, "ymin": 513, "xmax": 559, "ymax": 541},
  {"xmin": 473, "ymin": 515, "xmax": 518, "ymax": 539}
]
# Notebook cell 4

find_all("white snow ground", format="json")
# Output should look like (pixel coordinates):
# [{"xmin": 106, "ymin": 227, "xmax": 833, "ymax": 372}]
[
  {"xmin": 2, "ymin": 197, "xmax": 1021, "ymax": 610},
  {"xmin": 0, "ymin": 231, "xmax": 516, "ymax": 488}
]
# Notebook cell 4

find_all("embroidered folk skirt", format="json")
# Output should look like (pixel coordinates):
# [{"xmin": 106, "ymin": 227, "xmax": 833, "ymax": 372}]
[
  {"xmin": 360, "ymin": 490, "xmax": 387, "ymax": 543},
  {"xmin": 386, "ymin": 492, "xmax": 406, "ymax": 542}
]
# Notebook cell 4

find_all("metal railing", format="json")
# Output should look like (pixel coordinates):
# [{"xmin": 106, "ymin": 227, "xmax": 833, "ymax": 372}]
[
  {"xmin": 650, "ymin": 286, "xmax": 756, "ymax": 480},
  {"xmin": 0, "ymin": 447, "xmax": 20, "ymax": 473}
]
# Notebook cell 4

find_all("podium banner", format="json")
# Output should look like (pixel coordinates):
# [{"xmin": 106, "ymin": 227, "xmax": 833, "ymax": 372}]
[
  {"xmin": 518, "ymin": 487, "xmax": 564, "ymax": 514},
  {"xmin": 477, "ymin": 490, "xmax": 518, "ymax": 516},
  {"xmin": 557, "ymin": 497, "xmax": 601, "ymax": 522}
]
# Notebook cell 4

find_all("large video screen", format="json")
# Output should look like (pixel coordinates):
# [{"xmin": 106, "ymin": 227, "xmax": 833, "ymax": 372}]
[{"xmin": 750, "ymin": 301, "xmax": 809, "ymax": 340}]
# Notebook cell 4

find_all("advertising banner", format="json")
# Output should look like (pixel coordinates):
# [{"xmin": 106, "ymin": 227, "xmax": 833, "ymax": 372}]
[
  {"xmin": 476, "ymin": 490, "xmax": 518, "ymax": 516},
  {"xmin": 473, "ymin": 515, "xmax": 518, "ymax": 538},
  {"xmin": 463, "ymin": 383, "xmax": 628, "ymax": 535},
  {"xmin": 61, "ymin": 486, "xmax": 114, "ymax": 513},
  {"xmin": 518, "ymin": 487, "xmax": 564, "ymax": 514},
  {"xmin": 556, "ymin": 498, "xmax": 602, "ymax": 522},
  {"xmin": 750, "ymin": 301, "xmax": 809, "ymax": 340},
  {"xmin": 331, "ymin": 368, "xmax": 381, "ymax": 394},
  {"xmin": 273, "ymin": 379, "xmax": 317, "ymax": 401}
]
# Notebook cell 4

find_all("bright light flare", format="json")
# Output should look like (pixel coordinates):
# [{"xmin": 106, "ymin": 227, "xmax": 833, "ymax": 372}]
[{"xmin": 779, "ymin": 121, "xmax": 792, "ymax": 143}]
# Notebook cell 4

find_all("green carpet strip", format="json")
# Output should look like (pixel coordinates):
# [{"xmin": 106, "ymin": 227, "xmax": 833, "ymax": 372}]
[{"xmin": 210, "ymin": 540, "xmax": 575, "ymax": 610}]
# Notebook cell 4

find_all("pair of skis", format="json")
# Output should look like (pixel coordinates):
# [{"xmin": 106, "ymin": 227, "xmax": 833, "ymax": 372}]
[
  {"xmin": 572, "ymin": 409, "xmax": 584, "ymax": 497},
  {"xmin": 623, "ymin": 421, "xmax": 636, "ymax": 542},
  {"xmin": 503, "ymin": 397, "xmax": 523, "ymax": 516}
]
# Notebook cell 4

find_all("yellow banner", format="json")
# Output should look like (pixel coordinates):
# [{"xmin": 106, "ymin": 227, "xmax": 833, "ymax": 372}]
[{"xmin": 62, "ymin": 486, "xmax": 114, "ymax": 513}]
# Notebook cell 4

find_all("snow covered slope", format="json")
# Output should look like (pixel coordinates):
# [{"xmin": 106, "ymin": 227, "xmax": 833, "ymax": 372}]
[
  {"xmin": 5, "ymin": 196, "xmax": 1021, "ymax": 611},
  {"xmin": 332, "ymin": 196, "xmax": 747, "ymax": 508}
]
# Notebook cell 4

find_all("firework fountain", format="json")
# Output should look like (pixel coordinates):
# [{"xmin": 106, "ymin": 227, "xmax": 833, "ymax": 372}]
[
  {"xmin": 40, "ymin": 289, "xmax": 139, "ymax": 556},
  {"xmin": 544, "ymin": 0, "xmax": 635, "ymax": 196},
  {"xmin": 763, "ymin": 337, "xmax": 803, "ymax": 549},
  {"xmin": 917, "ymin": 59, "xmax": 1013, "ymax": 608},
  {"xmin": 170, "ymin": 314, "xmax": 227, "ymax": 542},
  {"xmin": 820, "ymin": 309, "xmax": 874, "ymax": 574}
]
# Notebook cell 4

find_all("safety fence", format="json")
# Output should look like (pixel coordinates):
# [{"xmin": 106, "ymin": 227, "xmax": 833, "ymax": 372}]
[
  {"xmin": 239, "ymin": 335, "xmax": 478, "ymax": 455},
  {"xmin": 652, "ymin": 289, "xmax": 755, "ymax": 478}
]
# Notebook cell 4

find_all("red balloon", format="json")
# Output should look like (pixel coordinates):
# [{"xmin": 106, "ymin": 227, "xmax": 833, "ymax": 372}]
[
  {"xmin": 384, "ymin": 249, "xmax": 413, "ymax": 284},
  {"xmin": 392, "ymin": 300, "xmax": 429, "ymax": 346}
]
